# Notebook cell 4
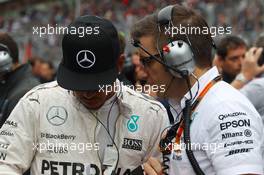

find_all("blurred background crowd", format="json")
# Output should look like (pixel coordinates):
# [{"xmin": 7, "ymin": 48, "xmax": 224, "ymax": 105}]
[
  {"xmin": 0, "ymin": 0, "xmax": 264, "ymax": 126},
  {"xmin": 0, "ymin": 0, "xmax": 263, "ymax": 68}
]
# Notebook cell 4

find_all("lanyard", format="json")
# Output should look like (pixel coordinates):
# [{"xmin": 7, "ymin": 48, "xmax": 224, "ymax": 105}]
[{"xmin": 174, "ymin": 76, "xmax": 221, "ymax": 147}]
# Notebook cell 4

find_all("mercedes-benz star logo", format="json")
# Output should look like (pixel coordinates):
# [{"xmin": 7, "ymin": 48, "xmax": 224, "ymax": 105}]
[
  {"xmin": 76, "ymin": 50, "xmax": 96, "ymax": 68},
  {"xmin": 46, "ymin": 106, "xmax": 68, "ymax": 126}
]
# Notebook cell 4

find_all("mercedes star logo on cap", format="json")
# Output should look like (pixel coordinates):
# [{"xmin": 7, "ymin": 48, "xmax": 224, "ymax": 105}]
[
  {"xmin": 46, "ymin": 106, "xmax": 68, "ymax": 126},
  {"xmin": 76, "ymin": 50, "xmax": 96, "ymax": 68}
]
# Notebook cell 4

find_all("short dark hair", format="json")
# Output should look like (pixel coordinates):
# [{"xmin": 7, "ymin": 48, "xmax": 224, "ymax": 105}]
[
  {"xmin": 131, "ymin": 5, "xmax": 214, "ymax": 68},
  {"xmin": 29, "ymin": 56, "xmax": 44, "ymax": 66},
  {"xmin": 216, "ymin": 35, "xmax": 246, "ymax": 59},
  {"xmin": 0, "ymin": 32, "xmax": 19, "ymax": 63}
]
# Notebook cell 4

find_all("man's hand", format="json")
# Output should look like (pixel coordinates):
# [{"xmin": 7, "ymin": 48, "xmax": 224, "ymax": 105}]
[
  {"xmin": 232, "ymin": 47, "xmax": 264, "ymax": 89},
  {"xmin": 241, "ymin": 47, "xmax": 264, "ymax": 80},
  {"xmin": 143, "ymin": 157, "xmax": 163, "ymax": 175}
]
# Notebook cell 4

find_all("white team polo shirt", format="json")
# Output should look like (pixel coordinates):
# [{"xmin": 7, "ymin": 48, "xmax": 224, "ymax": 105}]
[{"xmin": 170, "ymin": 66, "xmax": 264, "ymax": 175}]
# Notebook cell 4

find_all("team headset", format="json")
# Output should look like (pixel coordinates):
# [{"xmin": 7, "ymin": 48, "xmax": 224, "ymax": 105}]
[{"xmin": 132, "ymin": 5, "xmax": 216, "ymax": 175}]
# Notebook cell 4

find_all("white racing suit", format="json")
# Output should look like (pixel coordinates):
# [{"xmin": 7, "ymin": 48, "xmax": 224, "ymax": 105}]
[{"xmin": 0, "ymin": 81, "xmax": 169, "ymax": 175}]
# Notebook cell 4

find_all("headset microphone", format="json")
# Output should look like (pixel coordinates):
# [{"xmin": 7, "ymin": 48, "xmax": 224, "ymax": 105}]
[
  {"xmin": 131, "ymin": 39, "xmax": 140, "ymax": 48},
  {"xmin": 131, "ymin": 39, "xmax": 188, "ymax": 77}
]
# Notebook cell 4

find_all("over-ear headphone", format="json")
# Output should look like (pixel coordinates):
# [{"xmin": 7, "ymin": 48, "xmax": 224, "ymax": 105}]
[
  {"xmin": 131, "ymin": 5, "xmax": 216, "ymax": 78},
  {"xmin": 0, "ymin": 43, "xmax": 12, "ymax": 74},
  {"xmin": 157, "ymin": 5, "xmax": 195, "ymax": 78},
  {"xmin": 157, "ymin": 5, "xmax": 216, "ymax": 78}
]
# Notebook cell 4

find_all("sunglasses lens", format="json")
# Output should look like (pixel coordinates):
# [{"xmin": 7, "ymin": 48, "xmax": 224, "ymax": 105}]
[
  {"xmin": 140, "ymin": 54, "xmax": 161, "ymax": 67},
  {"xmin": 140, "ymin": 57, "xmax": 152, "ymax": 66},
  {"xmin": 140, "ymin": 59, "xmax": 147, "ymax": 66}
]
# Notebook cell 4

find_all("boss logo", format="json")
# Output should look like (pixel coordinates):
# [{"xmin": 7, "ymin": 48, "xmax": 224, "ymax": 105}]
[{"xmin": 122, "ymin": 138, "xmax": 142, "ymax": 151}]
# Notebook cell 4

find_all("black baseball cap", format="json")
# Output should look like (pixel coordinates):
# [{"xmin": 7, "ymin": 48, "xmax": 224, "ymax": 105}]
[{"xmin": 57, "ymin": 15, "xmax": 120, "ymax": 91}]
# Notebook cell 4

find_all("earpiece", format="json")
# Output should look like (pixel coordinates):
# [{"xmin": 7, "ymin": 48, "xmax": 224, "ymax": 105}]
[
  {"xmin": 157, "ymin": 5, "xmax": 217, "ymax": 77},
  {"xmin": 0, "ymin": 43, "xmax": 12, "ymax": 74},
  {"xmin": 157, "ymin": 5, "xmax": 195, "ymax": 78},
  {"xmin": 162, "ymin": 40, "xmax": 195, "ymax": 77}
]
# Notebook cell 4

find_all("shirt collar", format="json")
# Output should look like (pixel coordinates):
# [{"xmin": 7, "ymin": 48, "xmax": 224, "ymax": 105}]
[
  {"xmin": 179, "ymin": 66, "xmax": 220, "ymax": 109},
  {"xmin": 115, "ymin": 79, "xmax": 133, "ymax": 117}
]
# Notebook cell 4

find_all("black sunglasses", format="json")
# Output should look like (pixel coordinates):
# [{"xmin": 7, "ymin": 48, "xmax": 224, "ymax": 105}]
[{"xmin": 140, "ymin": 53, "xmax": 161, "ymax": 66}]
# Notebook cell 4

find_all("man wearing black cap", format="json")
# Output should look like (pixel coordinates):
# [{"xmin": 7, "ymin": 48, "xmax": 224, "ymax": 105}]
[{"xmin": 0, "ymin": 16, "xmax": 169, "ymax": 175}]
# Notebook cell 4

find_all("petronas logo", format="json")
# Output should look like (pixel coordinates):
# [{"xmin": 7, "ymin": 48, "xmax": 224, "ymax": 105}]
[{"xmin": 127, "ymin": 115, "xmax": 139, "ymax": 132}]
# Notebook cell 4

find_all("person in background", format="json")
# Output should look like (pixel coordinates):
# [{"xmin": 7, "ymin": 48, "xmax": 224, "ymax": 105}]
[
  {"xmin": 131, "ymin": 51, "xmax": 148, "ymax": 86},
  {"xmin": 123, "ymin": 51, "xmax": 146, "ymax": 86},
  {"xmin": 231, "ymin": 34, "xmax": 264, "ymax": 119},
  {"xmin": 117, "ymin": 31, "xmax": 133, "ymax": 86},
  {"xmin": 214, "ymin": 35, "xmax": 247, "ymax": 83},
  {"xmin": 0, "ymin": 32, "xmax": 39, "ymax": 127},
  {"xmin": 29, "ymin": 56, "xmax": 56, "ymax": 83},
  {"xmin": 29, "ymin": 56, "xmax": 43, "ymax": 77},
  {"xmin": 38, "ymin": 60, "xmax": 56, "ymax": 83}
]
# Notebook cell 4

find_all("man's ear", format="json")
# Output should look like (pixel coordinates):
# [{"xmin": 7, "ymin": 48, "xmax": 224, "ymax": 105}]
[
  {"xmin": 213, "ymin": 54, "xmax": 223, "ymax": 73},
  {"xmin": 117, "ymin": 54, "xmax": 125, "ymax": 73}
]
